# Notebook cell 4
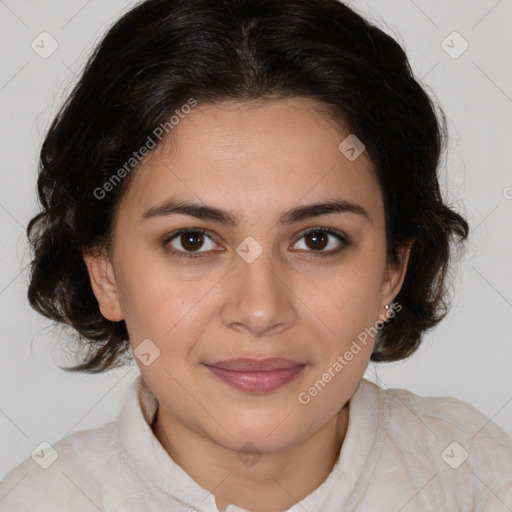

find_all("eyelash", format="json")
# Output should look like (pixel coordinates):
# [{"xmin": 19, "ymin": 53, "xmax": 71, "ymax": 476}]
[{"xmin": 162, "ymin": 227, "xmax": 350, "ymax": 260}]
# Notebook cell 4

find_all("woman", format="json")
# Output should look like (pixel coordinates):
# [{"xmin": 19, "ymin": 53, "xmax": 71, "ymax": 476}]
[{"xmin": 1, "ymin": 0, "xmax": 511, "ymax": 510}]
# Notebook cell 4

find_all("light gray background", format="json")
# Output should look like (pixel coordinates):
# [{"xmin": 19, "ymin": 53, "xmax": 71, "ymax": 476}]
[{"xmin": 0, "ymin": 0, "xmax": 511, "ymax": 480}]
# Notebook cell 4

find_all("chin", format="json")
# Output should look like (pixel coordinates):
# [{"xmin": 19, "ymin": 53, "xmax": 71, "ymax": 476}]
[{"xmin": 208, "ymin": 415, "xmax": 306, "ymax": 454}]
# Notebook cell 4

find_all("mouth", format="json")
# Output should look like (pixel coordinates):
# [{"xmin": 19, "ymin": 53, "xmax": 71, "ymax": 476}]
[{"xmin": 202, "ymin": 358, "xmax": 306, "ymax": 393}]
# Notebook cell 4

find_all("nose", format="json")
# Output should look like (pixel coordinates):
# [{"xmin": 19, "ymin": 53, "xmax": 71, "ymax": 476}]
[{"xmin": 219, "ymin": 250, "xmax": 297, "ymax": 337}]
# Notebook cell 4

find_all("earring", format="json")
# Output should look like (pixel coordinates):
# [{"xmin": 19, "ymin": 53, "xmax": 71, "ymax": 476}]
[{"xmin": 385, "ymin": 304, "xmax": 390, "ymax": 310}]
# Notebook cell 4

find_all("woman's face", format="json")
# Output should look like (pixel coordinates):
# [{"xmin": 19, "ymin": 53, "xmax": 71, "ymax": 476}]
[{"xmin": 85, "ymin": 97, "xmax": 409, "ymax": 453}]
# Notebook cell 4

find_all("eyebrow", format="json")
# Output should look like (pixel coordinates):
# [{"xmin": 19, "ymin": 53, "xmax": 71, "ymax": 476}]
[{"xmin": 141, "ymin": 198, "xmax": 371, "ymax": 225}]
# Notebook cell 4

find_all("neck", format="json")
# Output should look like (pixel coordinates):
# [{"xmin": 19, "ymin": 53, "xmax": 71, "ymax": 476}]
[{"xmin": 152, "ymin": 404, "xmax": 349, "ymax": 512}]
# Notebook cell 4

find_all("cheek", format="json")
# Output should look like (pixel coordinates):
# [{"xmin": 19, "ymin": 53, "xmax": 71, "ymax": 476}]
[
  {"xmin": 116, "ymin": 227, "xmax": 386, "ymax": 358},
  {"xmin": 298, "ymin": 257, "xmax": 385, "ymax": 337},
  {"xmin": 115, "ymin": 255, "xmax": 215, "ymax": 346}
]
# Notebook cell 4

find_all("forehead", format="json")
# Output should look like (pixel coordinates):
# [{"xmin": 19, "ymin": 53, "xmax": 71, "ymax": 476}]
[{"xmin": 117, "ymin": 97, "xmax": 382, "ymax": 224}]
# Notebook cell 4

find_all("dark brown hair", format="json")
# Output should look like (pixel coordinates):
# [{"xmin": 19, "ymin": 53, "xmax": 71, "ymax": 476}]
[{"xmin": 27, "ymin": 0, "xmax": 469, "ymax": 373}]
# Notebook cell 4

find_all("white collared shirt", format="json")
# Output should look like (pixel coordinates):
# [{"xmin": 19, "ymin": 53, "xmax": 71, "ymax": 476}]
[{"xmin": 1, "ymin": 375, "xmax": 512, "ymax": 511}]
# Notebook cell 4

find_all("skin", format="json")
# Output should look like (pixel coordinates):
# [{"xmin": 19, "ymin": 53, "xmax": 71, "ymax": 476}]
[{"xmin": 83, "ymin": 97, "xmax": 411, "ymax": 512}]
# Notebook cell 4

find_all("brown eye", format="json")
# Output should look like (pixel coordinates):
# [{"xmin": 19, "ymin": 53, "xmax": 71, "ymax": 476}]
[
  {"xmin": 292, "ymin": 227, "xmax": 348, "ymax": 255},
  {"xmin": 165, "ymin": 229, "xmax": 218, "ymax": 257},
  {"xmin": 180, "ymin": 232, "xmax": 205, "ymax": 252},
  {"xmin": 304, "ymin": 231, "xmax": 329, "ymax": 251}
]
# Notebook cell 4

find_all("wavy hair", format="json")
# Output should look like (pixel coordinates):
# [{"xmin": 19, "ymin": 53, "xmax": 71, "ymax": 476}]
[{"xmin": 27, "ymin": 0, "xmax": 469, "ymax": 373}]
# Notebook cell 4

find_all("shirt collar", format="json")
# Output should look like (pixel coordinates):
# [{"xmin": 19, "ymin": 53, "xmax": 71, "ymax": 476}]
[
  {"xmin": 118, "ymin": 375, "xmax": 221, "ymax": 509},
  {"xmin": 118, "ymin": 374, "xmax": 385, "ymax": 512}
]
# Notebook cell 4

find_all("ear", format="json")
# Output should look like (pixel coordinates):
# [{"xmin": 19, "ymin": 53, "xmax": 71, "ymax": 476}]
[
  {"xmin": 379, "ymin": 239, "xmax": 414, "ymax": 311},
  {"xmin": 82, "ymin": 248, "xmax": 124, "ymax": 322}
]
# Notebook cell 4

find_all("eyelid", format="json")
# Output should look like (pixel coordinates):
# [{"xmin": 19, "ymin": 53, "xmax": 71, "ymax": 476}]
[{"xmin": 295, "ymin": 226, "xmax": 349, "ymax": 244}]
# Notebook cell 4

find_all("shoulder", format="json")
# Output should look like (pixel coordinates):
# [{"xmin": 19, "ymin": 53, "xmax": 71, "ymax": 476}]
[
  {"xmin": 362, "ymin": 380, "xmax": 512, "ymax": 509},
  {"xmin": 378, "ymin": 382, "xmax": 512, "ymax": 448},
  {"xmin": 0, "ymin": 421, "xmax": 122, "ymax": 511}
]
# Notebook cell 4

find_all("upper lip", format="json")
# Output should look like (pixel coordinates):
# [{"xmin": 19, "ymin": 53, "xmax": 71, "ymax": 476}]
[{"xmin": 203, "ymin": 358, "xmax": 305, "ymax": 372}]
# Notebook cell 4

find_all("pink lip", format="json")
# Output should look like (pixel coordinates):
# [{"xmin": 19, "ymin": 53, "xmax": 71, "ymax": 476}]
[{"xmin": 203, "ymin": 358, "xmax": 306, "ymax": 393}]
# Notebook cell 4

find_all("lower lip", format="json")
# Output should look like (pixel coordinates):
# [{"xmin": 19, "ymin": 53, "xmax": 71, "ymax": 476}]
[{"xmin": 203, "ymin": 365, "xmax": 305, "ymax": 393}]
